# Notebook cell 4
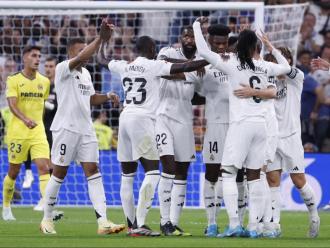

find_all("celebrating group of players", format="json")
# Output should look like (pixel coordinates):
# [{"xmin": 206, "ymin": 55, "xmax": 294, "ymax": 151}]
[{"xmin": 2, "ymin": 17, "xmax": 324, "ymax": 238}]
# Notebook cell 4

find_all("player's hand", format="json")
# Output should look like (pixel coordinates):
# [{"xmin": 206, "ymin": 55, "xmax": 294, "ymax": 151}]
[
  {"xmin": 234, "ymin": 83, "xmax": 255, "ymax": 98},
  {"xmin": 257, "ymin": 30, "xmax": 273, "ymax": 52},
  {"xmin": 195, "ymin": 16, "xmax": 208, "ymax": 25},
  {"xmin": 99, "ymin": 19, "xmax": 115, "ymax": 42},
  {"xmin": 197, "ymin": 67, "xmax": 205, "ymax": 78},
  {"xmin": 311, "ymin": 57, "xmax": 330, "ymax": 71},
  {"xmin": 107, "ymin": 92, "xmax": 120, "ymax": 107},
  {"xmin": 23, "ymin": 118, "xmax": 37, "ymax": 129}
]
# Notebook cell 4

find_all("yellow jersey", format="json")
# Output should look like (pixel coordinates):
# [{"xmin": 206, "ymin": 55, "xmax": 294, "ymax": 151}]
[
  {"xmin": 93, "ymin": 121, "xmax": 114, "ymax": 150},
  {"xmin": 6, "ymin": 71, "xmax": 50, "ymax": 140}
]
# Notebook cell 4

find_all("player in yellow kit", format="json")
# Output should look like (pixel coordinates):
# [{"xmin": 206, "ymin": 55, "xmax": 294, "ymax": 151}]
[{"xmin": 2, "ymin": 46, "xmax": 51, "ymax": 221}]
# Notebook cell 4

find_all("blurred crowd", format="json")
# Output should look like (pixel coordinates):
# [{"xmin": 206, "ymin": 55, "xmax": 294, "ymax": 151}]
[{"xmin": 0, "ymin": 0, "xmax": 329, "ymax": 152}]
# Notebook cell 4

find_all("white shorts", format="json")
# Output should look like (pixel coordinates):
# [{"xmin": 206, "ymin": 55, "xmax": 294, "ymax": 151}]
[
  {"xmin": 222, "ymin": 121, "xmax": 267, "ymax": 170},
  {"xmin": 118, "ymin": 113, "xmax": 158, "ymax": 162},
  {"xmin": 265, "ymin": 113, "xmax": 278, "ymax": 164},
  {"xmin": 267, "ymin": 132, "xmax": 305, "ymax": 173},
  {"xmin": 155, "ymin": 115, "xmax": 196, "ymax": 162},
  {"xmin": 202, "ymin": 123, "xmax": 229, "ymax": 164},
  {"xmin": 265, "ymin": 135, "xmax": 278, "ymax": 165},
  {"xmin": 51, "ymin": 129, "xmax": 99, "ymax": 166}
]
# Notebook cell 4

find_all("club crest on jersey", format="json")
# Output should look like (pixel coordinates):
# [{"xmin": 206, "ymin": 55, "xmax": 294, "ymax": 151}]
[
  {"xmin": 59, "ymin": 156, "xmax": 65, "ymax": 163},
  {"xmin": 38, "ymin": 84, "xmax": 43, "ymax": 91},
  {"xmin": 210, "ymin": 154, "xmax": 215, "ymax": 161}
]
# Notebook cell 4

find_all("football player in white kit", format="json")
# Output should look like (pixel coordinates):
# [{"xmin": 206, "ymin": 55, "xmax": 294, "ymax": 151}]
[
  {"xmin": 107, "ymin": 36, "xmax": 208, "ymax": 236},
  {"xmin": 193, "ymin": 17, "xmax": 292, "ymax": 238},
  {"xmin": 40, "ymin": 21, "xmax": 126, "ymax": 235},
  {"xmin": 156, "ymin": 26, "xmax": 201, "ymax": 236},
  {"xmin": 265, "ymin": 48, "xmax": 320, "ymax": 238},
  {"xmin": 184, "ymin": 24, "xmax": 231, "ymax": 237}
]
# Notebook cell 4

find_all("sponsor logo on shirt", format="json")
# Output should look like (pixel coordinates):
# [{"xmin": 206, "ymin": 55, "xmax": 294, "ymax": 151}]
[
  {"xmin": 20, "ymin": 92, "xmax": 44, "ymax": 98},
  {"xmin": 78, "ymin": 84, "xmax": 92, "ymax": 96}
]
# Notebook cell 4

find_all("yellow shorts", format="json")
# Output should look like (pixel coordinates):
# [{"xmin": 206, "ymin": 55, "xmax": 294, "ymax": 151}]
[{"xmin": 8, "ymin": 137, "xmax": 50, "ymax": 164}]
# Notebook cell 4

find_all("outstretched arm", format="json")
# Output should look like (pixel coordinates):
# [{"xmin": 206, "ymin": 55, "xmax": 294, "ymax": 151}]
[
  {"xmin": 69, "ymin": 20, "xmax": 113, "ymax": 71},
  {"xmin": 90, "ymin": 92, "xmax": 120, "ymax": 107},
  {"xmin": 169, "ymin": 59, "xmax": 209, "ymax": 74},
  {"xmin": 234, "ymin": 84, "xmax": 276, "ymax": 99}
]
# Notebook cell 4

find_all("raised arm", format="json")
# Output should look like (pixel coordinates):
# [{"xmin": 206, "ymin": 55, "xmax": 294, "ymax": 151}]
[
  {"xmin": 69, "ymin": 20, "xmax": 113, "ymax": 71},
  {"xmin": 192, "ymin": 19, "xmax": 222, "ymax": 68},
  {"xmin": 258, "ymin": 32, "xmax": 291, "ymax": 76}
]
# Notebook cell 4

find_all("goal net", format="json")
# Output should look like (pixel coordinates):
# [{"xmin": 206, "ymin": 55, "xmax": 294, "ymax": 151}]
[{"xmin": 0, "ymin": 1, "xmax": 307, "ymax": 207}]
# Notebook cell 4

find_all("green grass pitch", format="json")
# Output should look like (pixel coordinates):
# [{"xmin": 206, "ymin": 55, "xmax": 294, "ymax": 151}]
[{"xmin": 1, "ymin": 208, "xmax": 329, "ymax": 248}]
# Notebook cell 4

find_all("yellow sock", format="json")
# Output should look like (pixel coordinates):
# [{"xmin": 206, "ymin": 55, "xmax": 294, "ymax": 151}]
[
  {"xmin": 39, "ymin": 174, "xmax": 50, "ymax": 198},
  {"xmin": 3, "ymin": 175, "xmax": 15, "ymax": 207}
]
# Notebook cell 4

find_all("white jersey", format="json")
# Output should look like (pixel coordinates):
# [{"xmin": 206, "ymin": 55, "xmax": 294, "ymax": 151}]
[
  {"xmin": 193, "ymin": 21, "xmax": 291, "ymax": 123},
  {"xmin": 275, "ymin": 68, "xmax": 304, "ymax": 138},
  {"xmin": 108, "ymin": 56, "xmax": 172, "ymax": 119},
  {"xmin": 157, "ymin": 47, "xmax": 196, "ymax": 124},
  {"xmin": 51, "ymin": 60, "xmax": 95, "ymax": 135},
  {"xmin": 185, "ymin": 64, "xmax": 229, "ymax": 124}
]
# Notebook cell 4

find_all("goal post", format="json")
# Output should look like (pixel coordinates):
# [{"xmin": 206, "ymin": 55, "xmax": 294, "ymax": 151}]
[{"xmin": 0, "ymin": 1, "xmax": 307, "ymax": 208}]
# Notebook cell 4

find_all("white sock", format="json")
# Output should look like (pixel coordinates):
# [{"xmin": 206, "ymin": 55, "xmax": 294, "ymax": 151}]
[
  {"xmin": 270, "ymin": 186, "xmax": 281, "ymax": 224},
  {"xmin": 247, "ymin": 179, "xmax": 264, "ymax": 231},
  {"xmin": 136, "ymin": 170, "xmax": 160, "ymax": 227},
  {"xmin": 204, "ymin": 179, "xmax": 216, "ymax": 225},
  {"xmin": 158, "ymin": 172, "xmax": 174, "ymax": 225},
  {"xmin": 170, "ymin": 179, "xmax": 187, "ymax": 226},
  {"xmin": 215, "ymin": 177, "xmax": 223, "ymax": 220},
  {"xmin": 237, "ymin": 181, "xmax": 247, "ymax": 226},
  {"xmin": 223, "ymin": 176, "xmax": 239, "ymax": 228},
  {"xmin": 87, "ymin": 173, "xmax": 107, "ymax": 224},
  {"xmin": 43, "ymin": 175, "xmax": 63, "ymax": 220},
  {"xmin": 120, "ymin": 173, "xmax": 136, "ymax": 228},
  {"xmin": 298, "ymin": 183, "xmax": 319, "ymax": 220},
  {"xmin": 261, "ymin": 172, "xmax": 272, "ymax": 224}
]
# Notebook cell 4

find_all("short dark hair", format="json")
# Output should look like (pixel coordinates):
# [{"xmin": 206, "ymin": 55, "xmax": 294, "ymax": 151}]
[
  {"xmin": 45, "ymin": 56, "xmax": 57, "ymax": 63},
  {"xmin": 264, "ymin": 53, "xmax": 277, "ymax": 63},
  {"xmin": 22, "ymin": 45, "xmax": 41, "ymax": 55},
  {"xmin": 298, "ymin": 49, "xmax": 312, "ymax": 58},
  {"xmin": 181, "ymin": 25, "xmax": 193, "ymax": 35},
  {"xmin": 228, "ymin": 36, "xmax": 238, "ymax": 47},
  {"xmin": 207, "ymin": 24, "xmax": 230, "ymax": 37},
  {"xmin": 67, "ymin": 38, "xmax": 86, "ymax": 50},
  {"xmin": 277, "ymin": 47, "xmax": 293, "ymax": 66},
  {"xmin": 136, "ymin": 36, "xmax": 155, "ymax": 54}
]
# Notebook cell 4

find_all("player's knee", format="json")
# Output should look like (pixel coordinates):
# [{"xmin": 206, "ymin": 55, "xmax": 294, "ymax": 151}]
[
  {"xmin": 52, "ymin": 165, "xmax": 68, "ymax": 180},
  {"xmin": 266, "ymin": 171, "xmax": 281, "ymax": 187},
  {"xmin": 290, "ymin": 173, "xmax": 306, "ymax": 189},
  {"xmin": 221, "ymin": 165, "xmax": 237, "ymax": 179},
  {"xmin": 236, "ymin": 168, "xmax": 245, "ymax": 182},
  {"xmin": 175, "ymin": 162, "xmax": 189, "ymax": 180},
  {"xmin": 246, "ymin": 168, "xmax": 261, "ymax": 181},
  {"xmin": 205, "ymin": 164, "xmax": 219, "ymax": 182},
  {"xmin": 8, "ymin": 164, "xmax": 21, "ymax": 180}
]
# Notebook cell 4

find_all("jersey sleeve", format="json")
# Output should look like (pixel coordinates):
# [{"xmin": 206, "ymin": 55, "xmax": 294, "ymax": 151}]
[
  {"xmin": 108, "ymin": 60, "xmax": 127, "ymax": 75},
  {"xmin": 193, "ymin": 21, "xmax": 235, "ymax": 74},
  {"xmin": 44, "ymin": 78, "xmax": 51, "ymax": 100},
  {"xmin": 55, "ymin": 60, "xmax": 71, "ymax": 82},
  {"xmin": 6, "ymin": 76, "xmax": 18, "ymax": 98},
  {"xmin": 267, "ymin": 49, "xmax": 291, "ymax": 76},
  {"xmin": 157, "ymin": 46, "xmax": 172, "ymax": 60},
  {"xmin": 154, "ymin": 60, "xmax": 173, "ymax": 76},
  {"xmin": 286, "ymin": 67, "xmax": 304, "ymax": 84}
]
